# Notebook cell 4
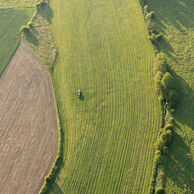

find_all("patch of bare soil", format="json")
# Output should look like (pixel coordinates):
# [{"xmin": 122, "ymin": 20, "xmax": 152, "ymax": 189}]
[{"xmin": 0, "ymin": 41, "xmax": 58, "ymax": 194}]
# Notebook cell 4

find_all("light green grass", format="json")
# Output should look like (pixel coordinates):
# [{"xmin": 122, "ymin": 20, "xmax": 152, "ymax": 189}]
[
  {"xmin": 49, "ymin": 0, "xmax": 161, "ymax": 193},
  {"xmin": 147, "ymin": 0, "xmax": 194, "ymax": 192},
  {"xmin": 0, "ymin": 8, "xmax": 33, "ymax": 75}
]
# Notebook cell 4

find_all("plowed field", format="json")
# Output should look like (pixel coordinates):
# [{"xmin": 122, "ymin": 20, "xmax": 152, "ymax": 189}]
[{"xmin": 0, "ymin": 41, "xmax": 57, "ymax": 194}]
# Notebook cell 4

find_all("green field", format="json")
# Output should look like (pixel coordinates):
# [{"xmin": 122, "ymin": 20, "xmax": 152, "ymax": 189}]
[
  {"xmin": 0, "ymin": 0, "xmax": 37, "ymax": 8},
  {"xmin": 49, "ymin": 0, "xmax": 161, "ymax": 193},
  {"xmin": 0, "ymin": 8, "xmax": 33, "ymax": 75},
  {"xmin": 148, "ymin": 0, "xmax": 194, "ymax": 192}
]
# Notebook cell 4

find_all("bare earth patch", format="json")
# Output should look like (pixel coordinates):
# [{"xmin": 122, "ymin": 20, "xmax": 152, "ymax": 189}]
[{"xmin": 0, "ymin": 41, "xmax": 57, "ymax": 194}]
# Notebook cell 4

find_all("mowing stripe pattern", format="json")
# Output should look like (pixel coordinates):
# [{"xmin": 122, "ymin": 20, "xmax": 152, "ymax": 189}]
[{"xmin": 50, "ymin": 0, "xmax": 161, "ymax": 193}]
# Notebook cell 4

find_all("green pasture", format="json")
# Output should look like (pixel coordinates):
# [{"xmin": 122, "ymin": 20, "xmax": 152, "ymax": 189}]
[
  {"xmin": 148, "ymin": 0, "xmax": 194, "ymax": 192},
  {"xmin": 0, "ymin": 0, "xmax": 37, "ymax": 8},
  {"xmin": 49, "ymin": 0, "xmax": 160, "ymax": 193},
  {"xmin": 0, "ymin": 8, "xmax": 33, "ymax": 75}
]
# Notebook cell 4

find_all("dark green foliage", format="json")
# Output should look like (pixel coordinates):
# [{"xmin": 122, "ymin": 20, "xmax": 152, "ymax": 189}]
[
  {"xmin": 147, "ymin": 20, "xmax": 154, "ymax": 32},
  {"xmin": 164, "ymin": 123, "xmax": 173, "ymax": 131},
  {"xmin": 20, "ymin": 25, "xmax": 30, "ymax": 34},
  {"xmin": 139, "ymin": 0, "xmax": 147, "ymax": 7},
  {"xmin": 156, "ymin": 187, "xmax": 165, "ymax": 194},
  {"xmin": 145, "ymin": 11, "xmax": 154, "ymax": 20},
  {"xmin": 161, "ymin": 72, "xmax": 174, "ymax": 90},
  {"xmin": 35, "ymin": 0, "xmax": 47, "ymax": 10},
  {"xmin": 155, "ymin": 80, "xmax": 165, "ymax": 99},
  {"xmin": 161, "ymin": 130, "xmax": 172, "ymax": 146},
  {"xmin": 27, "ymin": 21, "xmax": 33, "ymax": 28},
  {"xmin": 154, "ymin": 71, "xmax": 164, "ymax": 81},
  {"xmin": 154, "ymin": 150, "xmax": 162, "ymax": 165},
  {"xmin": 149, "ymin": 33, "xmax": 162, "ymax": 43},
  {"xmin": 154, "ymin": 53, "xmax": 167, "ymax": 73}
]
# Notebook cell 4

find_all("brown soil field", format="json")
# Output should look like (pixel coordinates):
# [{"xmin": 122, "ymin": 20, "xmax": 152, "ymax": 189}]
[{"xmin": 0, "ymin": 41, "xmax": 58, "ymax": 194}]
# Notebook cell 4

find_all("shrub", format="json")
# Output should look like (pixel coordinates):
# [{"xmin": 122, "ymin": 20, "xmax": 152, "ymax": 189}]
[
  {"xmin": 161, "ymin": 72, "xmax": 174, "ymax": 91},
  {"xmin": 164, "ymin": 123, "xmax": 173, "ymax": 131},
  {"xmin": 147, "ymin": 20, "xmax": 154, "ymax": 32},
  {"xmin": 154, "ymin": 53, "xmax": 167, "ymax": 73},
  {"xmin": 145, "ymin": 11, "xmax": 154, "ymax": 20},
  {"xmin": 155, "ymin": 138, "xmax": 166, "ymax": 152},
  {"xmin": 149, "ymin": 33, "xmax": 162, "ymax": 43},
  {"xmin": 156, "ymin": 187, "xmax": 165, "ymax": 194},
  {"xmin": 154, "ymin": 71, "xmax": 164, "ymax": 81},
  {"xmin": 155, "ymin": 80, "xmax": 166, "ymax": 98},
  {"xmin": 27, "ymin": 21, "xmax": 33, "ymax": 28},
  {"xmin": 161, "ymin": 130, "xmax": 172, "ymax": 146},
  {"xmin": 139, "ymin": 0, "xmax": 147, "ymax": 7},
  {"xmin": 36, "ymin": 0, "xmax": 47, "ymax": 9},
  {"xmin": 154, "ymin": 150, "xmax": 162, "ymax": 165},
  {"xmin": 20, "ymin": 25, "xmax": 30, "ymax": 34}
]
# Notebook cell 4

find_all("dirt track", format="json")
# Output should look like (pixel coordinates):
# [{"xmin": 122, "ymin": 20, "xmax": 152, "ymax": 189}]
[{"xmin": 0, "ymin": 41, "xmax": 57, "ymax": 194}]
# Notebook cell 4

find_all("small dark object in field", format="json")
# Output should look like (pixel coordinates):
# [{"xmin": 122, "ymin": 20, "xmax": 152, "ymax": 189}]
[{"xmin": 78, "ymin": 89, "xmax": 82, "ymax": 98}]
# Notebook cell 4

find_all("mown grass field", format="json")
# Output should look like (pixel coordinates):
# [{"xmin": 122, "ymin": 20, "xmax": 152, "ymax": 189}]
[
  {"xmin": 49, "ymin": 0, "xmax": 161, "ymax": 193},
  {"xmin": 0, "ymin": 8, "xmax": 33, "ymax": 75},
  {"xmin": 147, "ymin": 0, "xmax": 194, "ymax": 192}
]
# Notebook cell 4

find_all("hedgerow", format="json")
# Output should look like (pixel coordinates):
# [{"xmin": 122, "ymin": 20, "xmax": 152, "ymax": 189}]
[
  {"xmin": 138, "ymin": 1, "xmax": 179, "ymax": 193},
  {"xmin": 20, "ymin": 0, "xmax": 62, "ymax": 193}
]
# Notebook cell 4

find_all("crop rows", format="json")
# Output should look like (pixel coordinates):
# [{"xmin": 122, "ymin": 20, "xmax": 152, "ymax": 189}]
[{"xmin": 50, "ymin": 0, "xmax": 160, "ymax": 193}]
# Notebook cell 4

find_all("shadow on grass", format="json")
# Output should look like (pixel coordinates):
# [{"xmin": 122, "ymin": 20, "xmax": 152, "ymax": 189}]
[
  {"xmin": 148, "ymin": 0, "xmax": 194, "ymax": 57},
  {"xmin": 163, "ymin": 130, "xmax": 194, "ymax": 192},
  {"xmin": 148, "ymin": 0, "xmax": 194, "ymax": 31},
  {"xmin": 51, "ymin": 182, "xmax": 63, "ymax": 194},
  {"xmin": 25, "ymin": 30, "xmax": 39, "ymax": 46},
  {"xmin": 38, "ymin": 3, "xmax": 53, "ymax": 23},
  {"xmin": 169, "ymin": 68, "xmax": 194, "ymax": 130}
]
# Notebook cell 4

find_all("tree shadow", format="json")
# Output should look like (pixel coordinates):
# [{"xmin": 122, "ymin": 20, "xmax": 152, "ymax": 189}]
[
  {"xmin": 38, "ymin": 3, "xmax": 54, "ymax": 23},
  {"xmin": 163, "ymin": 130, "xmax": 194, "ymax": 192},
  {"xmin": 168, "ymin": 67, "xmax": 194, "ymax": 130},
  {"xmin": 148, "ymin": 0, "xmax": 194, "ymax": 57},
  {"xmin": 25, "ymin": 29, "xmax": 39, "ymax": 46},
  {"xmin": 51, "ymin": 182, "xmax": 63, "ymax": 194},
  {"xmin": 148, "ymin": 0, "xmax": 194, "ymax": 31}
]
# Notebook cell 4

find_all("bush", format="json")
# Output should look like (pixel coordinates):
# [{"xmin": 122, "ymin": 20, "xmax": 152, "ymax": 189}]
[
  {"xmin": 147, "ymin": 20, "xmax": 154, "ymax": 32},
  {"xmin": 164, "ymin": 123, "xmax": 173, "ymax": 131},
  {"xmin": 145, "ymin": 11, "xmax": 154, "ymax": 20},
  {"xmin": 27, "ymin": 21, "xmax": 33, "ymax": 28},
  {"xmin": 161, "ymin": 130, "xmax": 172, "ymax": 146},
  {"xmin": 144, "ymin": 5, "xmax": 149, "ymax": 13},
  {"xmin": 20, "ymin": 25, "xmax": 30, "ymax": 34},
  {"xmin": 154, "ymin": 150, "xmax": 162, "ymax": 164},
  {"xmin": 149, "ymin": 33, "xmax": 162, "ymax": 43},
  {"xmin": 161, "ymin": 72, "xmax": 174, "ymax": 91},
  {"xmin": 155, "ymin": 80, "xmax": 166, "ymax": 98},
  {"xmin": 36, "ymin": 0, "xmax": 47, "ymax": 9},
  {"xmin": 155, "ymin": 138, "xmax": 166, "ymax": 152},
  {"xmin": 154, "ymin": 71, "xmax": 164, "ymax": 81},
  {"xmin": 154, "ymin": 53, "xmax": 167, "ymax": 73},
  {"xmin": 156, "ymin": 187, "xmax": 165, "ymax": 194},
  {"xmin": 139, "ymin": 0, "xmax": 147, "ymax": 7}
]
